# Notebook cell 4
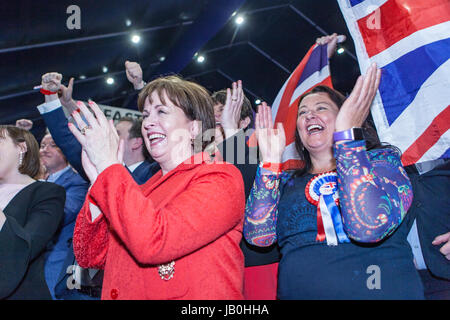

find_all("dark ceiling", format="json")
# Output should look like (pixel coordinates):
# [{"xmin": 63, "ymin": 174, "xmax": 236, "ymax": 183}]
[{"xmin": 0, "ymin": 0, "xmax": 360, "ymax": 140}]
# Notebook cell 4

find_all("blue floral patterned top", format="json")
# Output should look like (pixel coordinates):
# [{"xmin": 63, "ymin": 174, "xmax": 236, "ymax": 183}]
[{"xmin": 244, "ymin": 140, "xmax": 424, "ymax": 299}]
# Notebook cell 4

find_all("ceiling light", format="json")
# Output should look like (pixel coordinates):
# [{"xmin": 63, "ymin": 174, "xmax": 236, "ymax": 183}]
[
  {"xmin": 79, "ymin": 75, "xmax": 86, "ymax": 80},
  {"xmin": 131, "ymin": 34, "xmax": 141, "ymax": 44},
  {"xmin": 159, "ymin": 56, "xmax": 166, "ymax": 62},
  {"xmin": 337, "ymin": 47, "xmax": 345, "ymax": 54},
  {"xmin": 235, "ymin": 16, "xmax": 244, "ymax": 25},
  {"xmin": 102, "ymin": 66, "xmax": 108, "ymax": 73},
  {"xmin": 255, "ymin": 99, "xmax": 261, "ymax": 105},
  {"xmin": 106, "ymin": 77, "xmax": 114, "ymax": 85},
  {"xmin": 126, "ymin": 19, "xmax": 132, "ymax": 27},
  {"xmin": 196, "ymin": 55, "xmax": 205, "ymax": 63}
]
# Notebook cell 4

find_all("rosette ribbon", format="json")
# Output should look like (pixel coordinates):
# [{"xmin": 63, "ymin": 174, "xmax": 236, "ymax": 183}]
[{"xmin": 306, "ymin": 171, "xmax": 350, "ymax": 246}]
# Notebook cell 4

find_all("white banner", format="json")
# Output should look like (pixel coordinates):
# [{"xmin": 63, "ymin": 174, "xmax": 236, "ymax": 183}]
[{"xmin": 63, "ymin": 102, "xmax": 142, "ymax": 123}]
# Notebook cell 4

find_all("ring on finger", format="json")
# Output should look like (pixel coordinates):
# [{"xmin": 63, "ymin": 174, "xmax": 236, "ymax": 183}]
[{"xmin": 80, "ymin": 125, "xmax": 91, "ymax": 135}]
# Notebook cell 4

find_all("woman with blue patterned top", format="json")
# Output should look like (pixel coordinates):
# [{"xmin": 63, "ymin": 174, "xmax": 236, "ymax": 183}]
[{"xmin": 244, "ymin": 63, "xmax": 424, "ymax": 299}]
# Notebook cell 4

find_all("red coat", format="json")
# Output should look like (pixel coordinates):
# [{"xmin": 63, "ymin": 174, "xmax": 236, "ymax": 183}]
[{"xmin": 73, "ymin": 153, "xmax": 245, "ymax": 300}]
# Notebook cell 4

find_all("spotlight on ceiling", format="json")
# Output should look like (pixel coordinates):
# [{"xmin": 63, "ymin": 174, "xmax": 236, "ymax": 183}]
[
  {"xmin": 79, "ymin": 75, "xmax": 86, "ymax": 80},
  {"xmin": 125, "ymin": 19, "xmax": 132, "ymax": 27},
  {"xmin": 131, "ymin": 34, "xmax": 141, "ymax": 44},
  {"xmin": 337, "ymin": 47, "xmax": 345, "ymax": 55},
  {"xmin": 255, "ymin": 99, "xmax": 261, "ymax": 105},
  {"xmin": 235, "ymin": 15, "xmax": 244, "ymax": 25},
  {"xmin": 196, "ymin": 55, "xmax": 205, "ymax": 63},
  {"xmin": 102, "ymin": 66, "xmax": 108, "ymax": 73},
  {"xmin": 106, "ymin": 77, "xmax": 114, "ymax": 85}
]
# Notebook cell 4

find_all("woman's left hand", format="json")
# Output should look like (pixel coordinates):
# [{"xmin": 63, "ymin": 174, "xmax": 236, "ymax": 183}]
[
  {"xmin": 335, "ymin": 62, "xmax": 381, "ymax": 132},
  {"xmin": 68, "ymin": 100, "xmax": 122, "ymax": 175}
]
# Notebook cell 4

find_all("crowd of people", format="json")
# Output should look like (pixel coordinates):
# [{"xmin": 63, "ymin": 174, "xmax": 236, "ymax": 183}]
[{"xmin": 1, "ymin": 34, "xmax": 449, "ymax": 300}]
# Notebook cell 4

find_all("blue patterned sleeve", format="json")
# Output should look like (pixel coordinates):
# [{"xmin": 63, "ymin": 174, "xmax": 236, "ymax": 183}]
[
  {"xmin": 334, "ymin": 140, "xmax": 413, "ymax": 243},
  {"xmin": 243, "ymin": 165, "xmax": 290, "ymax": 247}
]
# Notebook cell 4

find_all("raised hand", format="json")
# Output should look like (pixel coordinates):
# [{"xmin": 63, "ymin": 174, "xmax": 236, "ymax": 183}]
[
  {"xmin": 41, "ymin": 72, "xmax": 75, "ymax": 108},
  {"xmin": 255, "ymin": 102, "xmax": 286, "ymax": 164},
  {"xmin": 125, "ymin": 61, "xmax": 145, "ymax": 90},
  {"xmin": 16, "ymin": 119, "xmax": 33, "ymax": 131},
  {"xmin": 41, "ymin": 72, "xmax": 62, "ymax": 93},
  {"xmin": 220, "ymin": 80, "xmax": 244, "ymax": 139},
  {"xmin": 68, "ymin": 100, "xmax": 122, "ymax": 180},
  {"xmin": 316, "ymin": 33, "xmax": 346, "ymax": 59},
  {"xmin": 334, "ymin": 62, "xmax": 381, "ymax": 132}
]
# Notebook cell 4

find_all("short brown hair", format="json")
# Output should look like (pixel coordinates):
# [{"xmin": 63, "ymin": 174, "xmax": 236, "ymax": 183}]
[
  {"xmin": 0, "ymin": 125, "xmax": 41, "ymax": 178},
  {"xmin": 211, "ymin": 89, "xmax": 254, "ymax": 124},
  {"xmin": 138, "ymin": 75, "xmax": 215, "ymax": 151}
]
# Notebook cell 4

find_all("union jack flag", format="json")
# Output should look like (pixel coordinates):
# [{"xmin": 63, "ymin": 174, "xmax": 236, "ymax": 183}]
[
  {"xmin": 337, "ymin": 0, "xmax": 450, "ymax": 166},
  {"xmin": 270, "ymin": 43, "xmax": 333, "ymax": 170}
]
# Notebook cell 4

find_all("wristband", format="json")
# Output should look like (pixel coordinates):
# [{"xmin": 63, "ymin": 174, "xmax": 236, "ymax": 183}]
[
  {"xmin": 260, "ymin": 162, "xmax": 282, "ymax": 173},
  {"xmin": 40, "ymin": 88, "xmax": 57, "ymax": 95},
  {"xmin": 333, "ymin": 127, "xmax": 364, "ymax": 142}
]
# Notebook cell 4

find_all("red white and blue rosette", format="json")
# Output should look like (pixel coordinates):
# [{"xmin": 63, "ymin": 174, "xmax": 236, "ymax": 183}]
[{"xmin": 305, "ymin": 171, "xmax": 350, "ymax": 246}]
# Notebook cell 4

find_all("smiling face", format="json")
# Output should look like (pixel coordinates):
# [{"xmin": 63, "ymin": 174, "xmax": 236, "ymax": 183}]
[
  {"xmin": 141, "ymin": 90, "xmax": 197, "ymax": 172},
  {"xmin": 296, "ymin": 92, "xmax": 340, "ymax": 155},
  {"xmin": 39, "ymin": 134, "xmax": 67, "ymax": 174}
]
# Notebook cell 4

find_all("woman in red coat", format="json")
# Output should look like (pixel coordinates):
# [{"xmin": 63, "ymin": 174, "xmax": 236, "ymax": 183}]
[{"xmin": 69, "ymin": 76, "xmax": 245, "ymax": 300}]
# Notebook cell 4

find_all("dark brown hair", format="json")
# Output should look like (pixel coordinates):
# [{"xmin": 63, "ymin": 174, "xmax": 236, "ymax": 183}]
[
  {"xmin": 118, "ymin": 117, "xmax": 151, "ymax": 160},
  {"xmin": 138, "ymin": 75, "xmax": 215, "ymax": 151},
  {"xmin": 211, "ymin": 89, "xmax": 254, "ymax": 124},
  {"xmin": 0, "ymin": 125, "xmax": 41, "ymax": 178},
  {"xmin": 293, "ymin": 85, "xmax": 385, "ymax": 177}
]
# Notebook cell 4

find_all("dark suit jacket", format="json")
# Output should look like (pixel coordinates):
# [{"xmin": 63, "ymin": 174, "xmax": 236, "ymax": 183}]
[
  {"xmin": 404, "ymin": 161, "xmax": 450, "ymax": 280},
  {"xmin": 217, "ymin": 129, "xmax": 280, "ymax": 267},
  {"xmin": 131, "ymin": 160, "xmax": 161, "ymax": 185},
  {"xmin": 41, "ymin": 107, "xmax": 86, "ymax": 180},
  {"xmin": 44, "ymin": 168, "xmax": 89, "ymax": 297},
  {"xmin": 0, "ymin": 181, "xmax": 65, "ymax": 299}
]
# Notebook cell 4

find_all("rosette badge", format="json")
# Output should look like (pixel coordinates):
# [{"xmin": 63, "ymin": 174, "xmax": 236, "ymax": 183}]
[{"xmin": 306, "ymin": 171, "xmax": 349, "ymax": 246}]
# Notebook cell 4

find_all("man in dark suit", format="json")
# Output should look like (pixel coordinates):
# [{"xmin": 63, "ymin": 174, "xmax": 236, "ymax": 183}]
[
  {"xmin": 404, "ymin": 159, "xmax": 450, "ymax": 299},
  {"xmin": 39, "ymin": 132, "xmax": 89, "ymax": 299}
]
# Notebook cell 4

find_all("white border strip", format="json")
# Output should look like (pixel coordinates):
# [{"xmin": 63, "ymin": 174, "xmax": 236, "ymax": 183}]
[{"xmin": 370, "ymin": 21, "xmax": 450, "ymax": 68}]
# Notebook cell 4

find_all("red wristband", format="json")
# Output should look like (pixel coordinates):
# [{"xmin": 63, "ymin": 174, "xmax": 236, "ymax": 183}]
[
  {"xmin": 40, "ymin": 88, "xmax": 57, "ymax": 95},
  {"xmin": 261, "ymin": 162, "xmax": 282, "ymax": 173}
]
